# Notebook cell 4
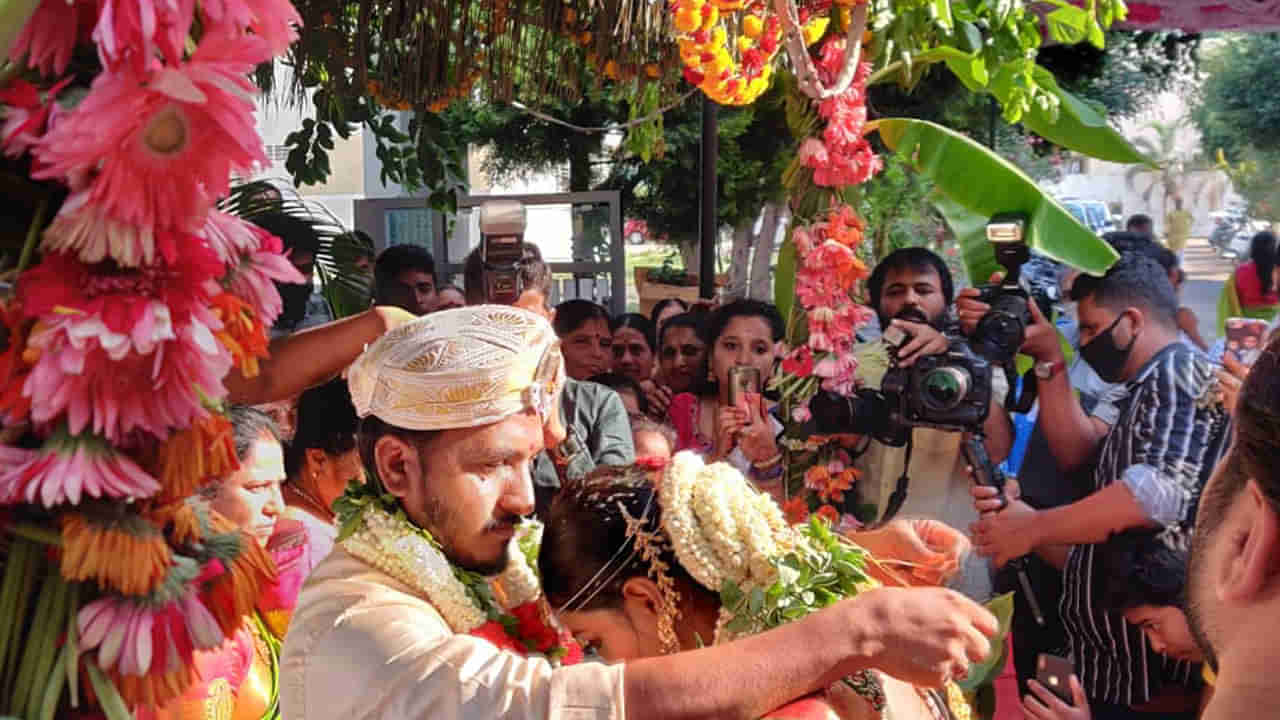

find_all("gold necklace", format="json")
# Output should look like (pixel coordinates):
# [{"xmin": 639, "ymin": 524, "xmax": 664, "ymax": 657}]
[{"xmin": 284, "ymin": 482, "xmax": 333, "ymax": 522}]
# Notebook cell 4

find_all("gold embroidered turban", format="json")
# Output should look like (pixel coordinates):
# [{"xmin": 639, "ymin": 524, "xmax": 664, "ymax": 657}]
[{"xmin": 346, "ymin": 305, "xmax": 566, "ymax": 431}]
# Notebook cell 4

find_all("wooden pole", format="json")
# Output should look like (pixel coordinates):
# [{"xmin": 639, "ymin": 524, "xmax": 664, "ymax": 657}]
[{"xmin": 699, "ymin": 95, "xmax": 719, "ymax": 300}]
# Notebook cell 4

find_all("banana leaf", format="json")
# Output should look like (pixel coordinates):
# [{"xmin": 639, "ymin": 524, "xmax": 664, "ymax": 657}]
[
  {"xmin": 868, "ymin": 118, "xmax": 1118, "ymax": 284},
  {"xmin": 1021, "ymin": 67, "xmax": 1156, "ymax": 168},
  {"xmin": 956, "ymin": 592, "xmax": 1014, "ymax": 692}
]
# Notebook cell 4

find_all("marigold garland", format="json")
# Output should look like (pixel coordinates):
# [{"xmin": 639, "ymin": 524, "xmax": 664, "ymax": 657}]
[{"xmin": 152, "ymin": 411, "xmax": 240, "ymax": 504}]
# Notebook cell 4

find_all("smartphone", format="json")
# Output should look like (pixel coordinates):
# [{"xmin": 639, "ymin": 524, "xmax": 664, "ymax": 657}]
[
  {"xmin": 727, "ymin": 365, "xmax": 760, "ymax": 409},
  {"xmin": 1224, "ymin": 317, "xmax": 1268, "ymax": 365},
  {"xmin": 1036, "ymin": 653, "xmax": 1076, "ymax": 705}
]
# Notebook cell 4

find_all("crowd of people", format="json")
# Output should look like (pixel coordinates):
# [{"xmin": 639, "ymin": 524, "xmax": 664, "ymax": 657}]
[{"xmin": 146, "ymin": 205, "xmax": 1280, "ymax": 720}]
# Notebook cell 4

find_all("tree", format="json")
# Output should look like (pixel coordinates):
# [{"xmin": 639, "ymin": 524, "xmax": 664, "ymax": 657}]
[
  {"xmin": 1124, "ymin": 118, "xmax": 1214, "ymax": 220},
  {"xmin": 1192, "ymin": 34, "xmax": 1280, "ymax": 220}
]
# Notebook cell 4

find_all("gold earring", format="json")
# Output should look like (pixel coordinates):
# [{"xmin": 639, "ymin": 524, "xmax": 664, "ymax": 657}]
[{"xmin": 658, "ymin": 603, "xmax": 681, "ymax": 655}]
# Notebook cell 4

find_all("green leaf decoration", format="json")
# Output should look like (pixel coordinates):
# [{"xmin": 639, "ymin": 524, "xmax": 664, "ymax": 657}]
[
  {"xmin": 1020, "ymin": 66, "xmax": 1156, "ymax": 167},
  {"xmin": 870, "ymin": 118, "xmax": 1119, "ymax": 282},
  {"xmin": 774, "ymin": 234, "xmax": 799, "ymax": 332},
  {"xmin": 956, "ymin": 592, "xmax": 1015, "ymax": 691}
]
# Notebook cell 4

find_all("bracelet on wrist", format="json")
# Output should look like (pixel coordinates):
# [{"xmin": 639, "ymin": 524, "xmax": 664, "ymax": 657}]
[{"xmin": 752, "ymin": 452, "xmax": 783, "ymax": 469}]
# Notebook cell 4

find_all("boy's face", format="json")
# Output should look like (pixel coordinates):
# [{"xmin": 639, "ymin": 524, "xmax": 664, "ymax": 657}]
[{"xmin": 1123, "ymin": 605, "xmax": 1203, "ymax": 662}]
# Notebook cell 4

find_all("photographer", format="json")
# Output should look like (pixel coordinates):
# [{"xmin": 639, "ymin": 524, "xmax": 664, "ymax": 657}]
[
  {"xmin": 853, "ymin": 248, "xmax": 1014, "ymax": 601},
  {"xmin": 962, "ymin": 252, "xmax": 1230, "ymax": 718},
  {"xmin": 461, "ymin": 236, "xmax": 633, "ymax": 517}
]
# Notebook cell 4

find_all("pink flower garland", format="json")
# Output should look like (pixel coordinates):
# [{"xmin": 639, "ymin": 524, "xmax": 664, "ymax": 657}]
[{"xmin": 796, "ymin": 38, "xmax": 882, "ymax": 188}]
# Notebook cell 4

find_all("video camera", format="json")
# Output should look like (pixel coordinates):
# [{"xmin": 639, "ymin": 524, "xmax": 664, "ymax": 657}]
[{"xmin": 478, "ymin": 200, "xmax": 527, "ymax": 305}]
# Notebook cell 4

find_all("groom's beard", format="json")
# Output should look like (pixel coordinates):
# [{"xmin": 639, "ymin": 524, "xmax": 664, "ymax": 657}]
[
  {"xmin": 1184, "ymin": 527, "xmax": 1220, "ymax": 672},
  {"xmin": 423, "ymin": 494, "xmax": 516, "ymax": 576}
]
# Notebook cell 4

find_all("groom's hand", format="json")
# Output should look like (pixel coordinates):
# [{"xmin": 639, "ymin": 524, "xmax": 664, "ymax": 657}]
[{"xmin": 841, "ymin": 586, "xmax": 997, "ymax": 688}]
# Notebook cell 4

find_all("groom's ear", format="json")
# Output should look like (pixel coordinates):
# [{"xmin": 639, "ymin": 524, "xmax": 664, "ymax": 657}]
[{"xmin": 374, "ymin": 434, "xmax": 423, "ymax": 499}]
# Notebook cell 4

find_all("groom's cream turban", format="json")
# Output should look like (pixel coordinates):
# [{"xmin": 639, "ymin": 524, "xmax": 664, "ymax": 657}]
[{"xmin": 346, "ymin": 305, "xmax": 566, "ymax": 431}]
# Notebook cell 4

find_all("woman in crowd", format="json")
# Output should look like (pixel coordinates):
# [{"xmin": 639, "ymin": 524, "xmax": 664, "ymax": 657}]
[
  {"xmin": 148, "ymin": 406, "xmax": 308, "ymax": 720},
  {"xmin": 650, "ymin": 297, "xmax": 689, "ymax": 336},
  {"xmin": 666, "ymin": 300, "xmax": 785, "ymax": 497},
  {"xmin": 541, "ymin": 458, "xmax": 978, "ymax": 720},
  {"xmin": 645, "ymin": 312, "xmax": 708, "ymax": 419},
  {"xmin": 554, "ymin": 299, "xmax": 613, "ymax": 380},
  {"xmin": 283, "ymin": 378, "xmax": 365, "ymax": 573},
  {"xmin": 589, "ymin": 371, "xmax": 648, "ymax": 417},
  {"xmin": 611, "ymin": 313, "xmax": 657, "ymax": 384},
  {"xmin": 1237, "ymin": 232, "xmax": 1279, "ymax": 309}
]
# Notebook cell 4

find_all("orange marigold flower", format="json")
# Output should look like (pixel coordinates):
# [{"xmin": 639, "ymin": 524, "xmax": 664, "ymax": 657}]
[
  {"xmin": 211, "ymin": 292, "xmax": 269, "ymax": 378},
  {"xmin": 61, "ymin": 510, "xmax": 170, "ymax": 596},
  {"xmin": 815, "ymin": 504, "xmax": 840, "ymax": 525},
  {"xmin": 782, "ymin": 497, "xmax": 810, "ymax": 525}
]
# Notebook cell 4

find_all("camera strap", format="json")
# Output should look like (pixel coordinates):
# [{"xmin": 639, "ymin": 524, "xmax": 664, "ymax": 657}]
[{"xmin": 879, "ymin": 434, "xmax": 913, "ymax": 528}]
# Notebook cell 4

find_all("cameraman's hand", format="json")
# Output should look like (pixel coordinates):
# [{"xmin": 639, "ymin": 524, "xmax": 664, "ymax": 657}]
[
  {"xmin": 1020, "ymin": 296, "xmax": 1065, "ymax": 364},
  {"xmin": 970, "ymin": 498, "xmax": 1040, "ymax": 567},
  {"xmin": 955, "ymin": 272, "xmax": 1002, "ymax": 336},
  {"xmin": 891, "ymin": 319, "xmax": 948, "ymax": 367}
]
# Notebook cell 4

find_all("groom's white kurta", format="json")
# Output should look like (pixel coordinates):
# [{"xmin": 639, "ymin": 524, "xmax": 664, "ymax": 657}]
[{"xmin": 280, "ymin": 549, "xmax": 625, "ymax": 720}]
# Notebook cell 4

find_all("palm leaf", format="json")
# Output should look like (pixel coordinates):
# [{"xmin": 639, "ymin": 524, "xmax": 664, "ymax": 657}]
[
  {"xmin": 869, "ymin": 118, "xmax": 1118, "ymax": 284},
  {"xmin": 221, "ymin": 180, "xmax": 373, "ymax": 319}
]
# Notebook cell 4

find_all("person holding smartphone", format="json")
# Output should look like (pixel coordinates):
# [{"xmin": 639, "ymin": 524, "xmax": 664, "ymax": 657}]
[{"xmin": 665, "ymin": 300, "xmax": 786, "ymax": 501}]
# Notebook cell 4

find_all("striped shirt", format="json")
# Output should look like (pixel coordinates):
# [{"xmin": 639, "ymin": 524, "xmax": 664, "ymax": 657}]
[{"xmin": 1060, "ymin": 343, "xmax": 1231, "ymax": 706}]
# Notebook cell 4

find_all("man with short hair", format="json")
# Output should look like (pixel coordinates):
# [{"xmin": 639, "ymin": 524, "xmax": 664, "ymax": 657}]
[
  {"xmin": 1127, "ymin": 214, "xmax": 1154, "ymax": 238},
  {"xmin": 373, "ymin": 244, "xmax": 438, "ymax": 316},
  {"xmin": 249, "ymin": 210, "xmax": 334, "ymax": 336},
  {"xmin": 280, "ymin": 306, "xmax": 1001, "ymax": 720},
  {"xmin": 462, "ymin": 242, "xmax": 632, "ymax": 514},
  {"xmin": 854, "ymin": 247, "xmax": 1013, "ymax": 601},
  {"xmin": 969, "ymin": 253, "xmax": 1231, "ymax": 718},
  {"xmin": 1186, "ymin": 334, "xmax": 1280, "ymax": 720},
  {"xmin": 463, "ymin": 240, "xmax": 554, "ymax": 313}
]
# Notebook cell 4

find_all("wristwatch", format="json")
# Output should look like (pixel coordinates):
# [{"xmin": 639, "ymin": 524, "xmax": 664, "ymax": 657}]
[{"xmin": 1034, "ymin": 359, "xmax": 1066, "ymax": 380}]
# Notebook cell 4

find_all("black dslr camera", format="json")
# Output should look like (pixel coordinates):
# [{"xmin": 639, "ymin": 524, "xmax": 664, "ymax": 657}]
[
  {"xmin": 971, "ymin": 212, "xmax": 1056, "ymax": 368},
  {"xmin": 879, "ymin": 324, "xmax": 994, "ymax": 433},
  {"xmin": 479, "ymin": 200, "xmax": 527, "ymax": 305}
]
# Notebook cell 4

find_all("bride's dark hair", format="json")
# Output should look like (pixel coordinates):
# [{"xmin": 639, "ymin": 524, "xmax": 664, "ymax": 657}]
[{"xmin": 540, "ymin": 465, "xmax": 712, "ymax": 612}]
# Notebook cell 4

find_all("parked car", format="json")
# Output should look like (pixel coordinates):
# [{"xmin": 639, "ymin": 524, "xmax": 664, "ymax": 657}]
[{"xmin": 1058, "ymin": 197, "xmax": 1114, "ymax": 236}]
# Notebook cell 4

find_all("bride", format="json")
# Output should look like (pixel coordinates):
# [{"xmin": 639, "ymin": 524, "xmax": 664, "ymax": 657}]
[{"xmin": 539, "ymin": 452, "xmax": 977, "ymax": 720}]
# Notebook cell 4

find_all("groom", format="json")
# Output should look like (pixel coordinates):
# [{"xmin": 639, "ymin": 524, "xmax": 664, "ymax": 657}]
[{"xmin": 280, "ymin": 305, "xmax": 999, "ymax": 720}]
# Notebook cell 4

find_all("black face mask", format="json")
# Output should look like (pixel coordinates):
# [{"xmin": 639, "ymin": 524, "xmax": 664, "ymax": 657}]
[
  {"xmin": 274, "ymin": 282, "xmax": 313, "ymax": 331},
  {"xmin": 1080, "ymin": 313, "xmax": 1137, "ymax": 383}
]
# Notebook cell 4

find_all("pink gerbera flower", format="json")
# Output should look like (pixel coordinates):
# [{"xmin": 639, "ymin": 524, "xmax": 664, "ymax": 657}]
[
  {"xmin": 222, "ymin": 230, "xmax": 304, "ymax": 325},
  {"xmin": 19, "ymin": 247, "xmax": 223, "ymax": 334},
  {"xmin": 24, "ymin": 317, "xmax": 232, "ymax": 442},
  {"xmin": 199, "ymin": 0, "xmax": 300, "ymax": 56},
  {"xmin": 0, "ymin": 427, "xmax": 160, "ymax": 506},
  {"xmin": 8, "ymin": 0, "xmax": 98, "ymax": 76},
  {"xmin": 0, "ymin": 76, "xmax": 72, "ymax": 158},
  {"xmin": 201, "ymin": 210, "xmax": 263, "ymax": 266},
  {"xmin": 78, "ymin": 590, "xmax": 225, "ymax": 679},
  {"xmin": 40, "ymin": 190, "xmax": 193, "ymax": 267},
  {"xmin": 93, "ymin": 0, "xmax": 195, "ymax": 72},
  {"xmin": 33, "ymin": 31, "xmax": 270, "ymax": 235}
]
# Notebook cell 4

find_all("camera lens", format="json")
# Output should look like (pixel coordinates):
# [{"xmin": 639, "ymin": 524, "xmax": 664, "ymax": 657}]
[{"xmin": 921, "ymin": 367, "xmax": 970, "ymax": 411}]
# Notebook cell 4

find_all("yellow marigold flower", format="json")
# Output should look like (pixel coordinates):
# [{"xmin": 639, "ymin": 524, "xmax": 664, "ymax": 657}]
[
  {"xmin": 675, "ymin": 8, "xmax": 701, "ymax": 32},
  {"xmin": 737, "ymin": 36, "xmax": 754, "ymax": 54},
  {"xmin": 701, "ymin": 5, "xmax": 719, "ymax": 30},
  {"xmin": 712, "ymin": 25, "xmax": 728, "ymax": 47},
  {"xmin": 803, "ymin": 17, "xmax": 829, "ymax": 45},
  {"xmin": 743, "ymin": 14, "xmax": 763, "ymax": 38}
]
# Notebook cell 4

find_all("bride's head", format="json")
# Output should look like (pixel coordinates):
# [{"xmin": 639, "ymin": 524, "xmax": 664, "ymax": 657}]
[
  {"xmin": 540, "ymin": 453, "xmax": 799, "ymax": 662},
  {"xmin": 539, "ymin": 464, "xmax": 721, "ymax": 661}
]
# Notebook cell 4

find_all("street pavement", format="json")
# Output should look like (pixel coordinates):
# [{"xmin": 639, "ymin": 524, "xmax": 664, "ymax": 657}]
[{"xmin": 1179, "ymin": 236, "xmax": 1232, "ymax": 344}]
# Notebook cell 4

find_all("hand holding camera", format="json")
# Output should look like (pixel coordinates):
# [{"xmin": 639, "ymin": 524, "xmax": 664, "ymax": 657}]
[{"xmin": 889, "ymin": 318, "xmax": 950, "ymax": 367}]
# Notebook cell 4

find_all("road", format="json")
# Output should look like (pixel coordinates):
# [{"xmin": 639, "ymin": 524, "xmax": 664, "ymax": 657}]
[{"xmin": 1179, "ymin": 236, "xmax": 1232, "ymax": 345}]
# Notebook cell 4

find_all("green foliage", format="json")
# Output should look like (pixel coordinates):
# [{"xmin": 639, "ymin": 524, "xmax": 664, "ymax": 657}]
[
  {"xmin": 1193, "ymin": 34, "xmax": 1280, "ymax": 220},
  {"xmin": 872, "ymin": 118, "xmax": 1119, "ymax": 280},
  {"xmin": 717, "ymin": 517, "xmax": 872, "ymax": 637},
  {"xmin": 956, "ymin": 592, "xmax": 1015, "ymax": 691},
  {"xmin": 1040, "ymin": 31, "xmax": 1201, "ymax": 120}
]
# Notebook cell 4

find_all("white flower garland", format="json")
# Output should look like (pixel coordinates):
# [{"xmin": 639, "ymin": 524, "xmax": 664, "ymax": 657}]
[{"xmin": 339, "ymin": 506, "xmax": 542, "ymax": 633}]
